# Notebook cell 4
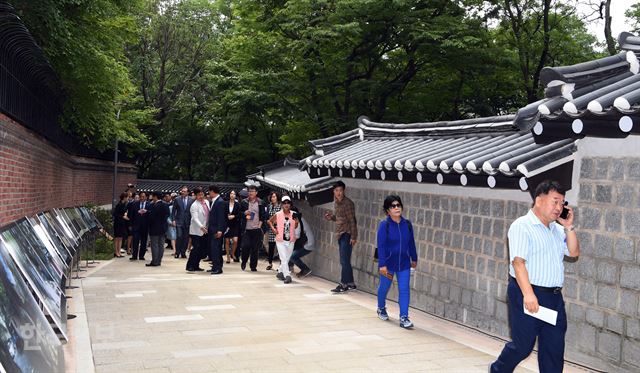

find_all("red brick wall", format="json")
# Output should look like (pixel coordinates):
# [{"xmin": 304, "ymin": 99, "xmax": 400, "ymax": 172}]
[{"xmin": 0, "ymin": 113, "xmax": 137, "ymax": 226}]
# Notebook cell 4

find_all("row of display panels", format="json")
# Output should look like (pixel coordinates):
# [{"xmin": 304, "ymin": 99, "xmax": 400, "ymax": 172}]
[{"xmin": 0, "ymin": 207, "xmax": 100, "ymax": 373}]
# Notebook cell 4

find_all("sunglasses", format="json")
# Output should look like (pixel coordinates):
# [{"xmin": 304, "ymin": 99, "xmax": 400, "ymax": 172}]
[{"xmin": 390, "ymin": 203, "xmax": 402, "ymax": 208}]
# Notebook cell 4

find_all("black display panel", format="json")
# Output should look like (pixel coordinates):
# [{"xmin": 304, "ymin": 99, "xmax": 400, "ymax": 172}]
[
  {"xmin": 41, "ymin": 212, "xmax": 76, "ymax": 256},
  {"xmin": 49, "ymin": 210, "xmax": 78, "ymax": 248},
  {"xmin": 0, "ymin": 239, "xmax": 64, "ymax": 372},
  {"xmin": 0, "ymin": 226, "xmax": 68, "ymax": 342},
  {"xmin": 78, "ymin": 207, "xmax": 98, "ymax": 230},
  {"xmin": 14, "ymin": 220, "xmax": 66, "ymax": 284},
  {"xmin": 58, "ymin": 209, "xmax": 82, "ymax": 238},
  {"xmin": 26, "ymin": 217, "xmax": 69, "ymax": 273},
  {"xmin": 35, "ymin": 214, "xmax": 73, "ymax": 266}
]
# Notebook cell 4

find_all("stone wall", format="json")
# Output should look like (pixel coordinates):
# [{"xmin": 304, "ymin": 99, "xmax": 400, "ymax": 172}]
[
  {"xmin": 0, "ymin": 113, "xmax": 137, "ymax": 226},
  {"xmin": 300, "ymin": 158, "xmax": 640, "ymax": 372}
]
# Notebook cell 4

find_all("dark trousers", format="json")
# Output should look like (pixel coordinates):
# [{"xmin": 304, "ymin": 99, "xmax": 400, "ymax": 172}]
[
  {"xmin": 491, "ymin": 278, "xmax": 567, "ymax": 373},
  {"xmin": 268, "ymin": 241, "xmax": 276, "ymax": 264},
  {"xmin": 289, "ymin": 247, "xmax": 311, "ymax": 271},
  {"xmin": 149, "ymin": 235, "xmax": 164, "ymax": 265},
  {"xmin": 338, "ymin": 233, "xmax": 354, "ymax": 285},
  {"xmin": 209, "ymin": 235, "xmax": 223, "ymax": 272},
  {"xmin": 132, "ymin": 228, "xmax": 149, "ymax": 259},
  {"xmin": 186, "ymin": 234, "xmax": 207, "ymax": 270},
  {"xmin": 241, "ymin": 229, "xmax": 262, "ymax": 270},
  {"xmin": 176, "ymin": 225, "xmax": 189, "ymax": 256}
]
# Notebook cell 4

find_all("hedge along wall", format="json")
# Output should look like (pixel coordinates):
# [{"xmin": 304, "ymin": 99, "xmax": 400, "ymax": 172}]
[
  {"xmin": 0, "ymin": 113, "xmax": 137, "ymax": 227},
  {"xmin": 300, "ymin": 155, "xmax": 640, "ymax": 372}
]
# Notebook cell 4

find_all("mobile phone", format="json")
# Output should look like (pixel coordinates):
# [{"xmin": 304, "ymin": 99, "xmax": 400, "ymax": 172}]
[{"xmin": 559, "ymin": 201, "xmax": 569, "ymax": 219}]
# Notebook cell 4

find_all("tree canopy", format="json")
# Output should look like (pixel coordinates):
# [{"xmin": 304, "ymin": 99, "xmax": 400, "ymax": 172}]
[{"xmin": 13, "ymin": 0, "xmax": 633, "ymax": 181}]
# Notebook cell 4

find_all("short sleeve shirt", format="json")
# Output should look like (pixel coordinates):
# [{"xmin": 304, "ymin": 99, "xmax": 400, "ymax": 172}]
[{"xmin": 508, "ymin": 210, "xmax": 569, "ymax": 287}]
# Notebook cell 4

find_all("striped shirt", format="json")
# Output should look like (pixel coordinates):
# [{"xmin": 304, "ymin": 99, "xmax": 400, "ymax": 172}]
[{"xmin": 508, "ymin": 210, "xmax": 569, "ymax": 287}]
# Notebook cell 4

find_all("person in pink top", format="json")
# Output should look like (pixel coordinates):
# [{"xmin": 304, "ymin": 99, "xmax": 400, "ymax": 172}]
[{"xmin": 267, "ymin": 195, "xmax": 298, "ymax": 284}]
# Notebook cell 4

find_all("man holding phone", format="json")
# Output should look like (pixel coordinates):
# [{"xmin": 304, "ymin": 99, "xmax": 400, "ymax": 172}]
[
  {"xmin": 323, "ymin": 181, "xmax": 358, "ymax": 293},
  {"xmin": 490, "ymin": 180, "xmax": 580, "ymax": 372}
]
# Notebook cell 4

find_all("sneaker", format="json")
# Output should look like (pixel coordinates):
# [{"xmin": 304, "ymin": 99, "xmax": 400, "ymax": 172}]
[
  {"xmin": 297, "ymin": 269, "xmax": 312, "ymax": 278},
  {"xmin": 377, "ymin": 308, "xmax": 389, "ymax": 321},
  {"xmin": 331, "ymin": 284, "xmax": 348, "ymax": 293},
  {"xmin": 276, "ymin": 272, "xmax": 285, "ymax": 281},
  {"xmin": 284, "ymin": 276, "xmax": 292, "ymax": 284},
  {"xmin": 241, "ymin": 262, "xmax": 246, "ymax": 271},
  {"xmin": 399, "ymin": 316, "xmax": 413, "ymax": 329},
  {"xmin": 346, "ymin": 284, "xmax": 357, "ymax": 291}
]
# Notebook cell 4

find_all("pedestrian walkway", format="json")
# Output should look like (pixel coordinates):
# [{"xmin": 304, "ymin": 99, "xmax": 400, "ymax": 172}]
[{"xmin": 62, "ymin": 254, "xmax": 587, "ymax": 373}]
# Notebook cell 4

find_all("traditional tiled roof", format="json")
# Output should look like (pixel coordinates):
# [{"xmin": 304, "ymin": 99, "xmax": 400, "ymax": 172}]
[
  {"xmin": 247, "ymin": 158, "xmax": 335, "ymax": 205},
  {"xmin": 135, "ymin": 179, "xmax": 244, "ymax": 195},
  {"xmin": 514, "ymin": 32, "xmax": 640, "ymax": 141},
  {"xmin": 304, "ymin": 115, "xmax": 577, "ymax": 190}
]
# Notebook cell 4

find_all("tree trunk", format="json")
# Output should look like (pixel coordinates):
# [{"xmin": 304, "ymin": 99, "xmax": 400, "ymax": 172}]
[{"xmin": 604, "ymin": 0, "xmax": 617, "ymax": 55}]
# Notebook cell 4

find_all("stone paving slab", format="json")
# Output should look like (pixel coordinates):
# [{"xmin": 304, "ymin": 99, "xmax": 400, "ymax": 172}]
[{"xmin": 62, "ymin": 252, "xmax": 592, "ymax": 372}]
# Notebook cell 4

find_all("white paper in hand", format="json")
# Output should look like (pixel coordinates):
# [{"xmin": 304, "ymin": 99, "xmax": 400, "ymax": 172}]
[{"xmin": 523, "ymin": 305, "xmax": 558, "ymax": 326}]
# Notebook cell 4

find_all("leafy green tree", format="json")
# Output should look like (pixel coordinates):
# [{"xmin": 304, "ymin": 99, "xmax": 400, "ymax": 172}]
[{"xmin": 12, "ymin": 0, "xmax": 153, "ymax": 151}]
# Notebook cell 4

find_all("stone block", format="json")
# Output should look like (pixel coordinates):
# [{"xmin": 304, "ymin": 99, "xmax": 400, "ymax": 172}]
[
  {"xmin": 580, "ymin": 158, "xmax": 594, "ymax": 179},
  {"xmin": 435, "ymin": 247, "xmax": 444, "ymax": 263},
  {"xmin": 595, "ymin": 159, "xmax": 610, "ymax": 180},
  {"xmin": 474, "ymin": 237, "xmax": 482, "ymax": 253},
  {"xmin": 563, "ymin": 277, "xmax": 577, "ymax": 299},
  {"xmin": 586, "ymin": 308, "xmax": 604, "ymax": 327},
  {"xmin": 619, "ymin": 290, "xmax": 638, "ymax": 317},
  {"xmin": 596, "ymin": 261, "xmax": 619, "ymax": 284},
  {"xmin": 420, "ymin": 194, "xmax": 431, "ymax": 208},
  {"xmin": 435, "ymin": 300, "xmax": 445, "ymax": 317},
  {"xmin": 624, "ymin": 211, "xmax": 640, "ymax": 236},
  {"xmin": 434, "ymin": 230, "xmax": 444, "ymax": 245},
  {"xmin": 459, "ymin": 199, "xmax": 469, "ymax": 213},
  {"xmin": 597, "ymin": 331, "xmax": 621, "ymax": 361},
  {"xmin": 450, "ymin": 198, "xmax": 459, "ymax": 212},
  {"xmin": 465, "ymin": 254, "xmax": 475, "ymax": 271},
  {"xmin": 471, "ymin": 291, "xmax": 486, "ymax": 311},
  {"xmin": 577, "ymin": 256, "xmax": 596, "ymax": 279},
  {"xmin": 478, "ymin": 277, "xmax": 488, "ymax": 291},
  {"xmin": 454, "ymin": 252, "xmax": 464, "ymax": 269},
  {"xmin": 451, "ymin": 233, "xmax": 463, "ymax": 249},
  {"xmin": 580, "ymin": 207, "xmax": 602, "ymax": 230},
  {"xmin": 595, "ymin": 184, "xmax": 613, "ymax": 203},
  {"xmin": 482, "ymin": 218, "xmax": 492, "ymax": 236},
  {"xmin": 620, "ymin": 265, "xmax": 640, "ymax": 290},
  {"xmin": 450, "ymin": 214, "xmax": 461, "ymax": 230},
  {"xmin": 627, "ymin": 319, "xmax": 640, "ymax": 339},
  {"xmin": 595, "ymin": 234, "xmax": 613, "ymax": 258},
  {"xmin": 479, "ymin": 200, "xmax": 491, "ymax": 216},
  {"xmin": 486, "ymin": 259, "xmax": 496, "ymax": 278},
  {"xmin": 580, "ymin": 282, "xmax": 597, "ymax": 304},
  {"xmin": 461, "ymin": 289, "xmax": 472, "ymax": 306},
  {"xmin": 423, "ymin": 210, "xmax": 433, "ymax": 226},
  {"xmin": 463, "ymin": 235, "xmax": 474, "ymax": 251},
  {"xmin": 577, "ymin": 231, "xmax": 594, "ymax": 256},
  {"xmin": 628, "ymin": 159, "xmax": 640, "ymax": 180},
  {"xmin": 449, "ymin": 284, "xmax": 461, "ymax": 302},
  {"xmin": 605, "ymin": 210, "xmax": 622, "ymax": 233},
  {"xmin": 577, "ymin": 323, "xmax": 597, "ymax": 353},
  {"xmin": 441, "ymin": 212, "xmax": 452, "ymax": 229},
  {"xmin": 472, "ymin": 217, "xmax": 482, "ymax": 235},
  {"xmin": 483, "ymin": 240, "xmax": 493, "ymax": 256},
  {"xmin": 469, "ymin": 199, "xmax": 480, "ymax": 215},
  {"xmin": 491, "ymin": 200, "xmax": 505, "ymax": 218},
  {"xmin": 495, "ymin": 300, "xmax": 508, "ymax": 321},
  {"xmin": 622, "ymin": 339, "xmax": 640, "ymax": 368},
  {"xmin": 613, "ymin": 237, "xmax": 635, "ymax": 262},
  {"xmin": 579, "ymin": 183, "xmax": 593, "ymax": 202},
  {"xmin": 439, "ymin": 282, "xmax": 450, "ymax": 298},
  {"xmin": 476, "ymin": 257, "xmax": 486, "ymax": 275},
  {"xmin": 494, "ymin": 241, "xmax": 506, "ymax": 259},
  {"xmin": 615, "ymin": 184, "xmax": 634, "ymax": 207},
  {"xmin": 567, "ymin": 303, "xmax": 585, "ymax": 321},
  {"xmin": 493, "ymin": 220, "xmax": 505, "ymax": 239},
  {"xmin": 597, "ymin": 284, "xmax": 618, "ymax": 310},
  {"xmin": 506, "ymin": 201, "xmax": 522, "ymax": 220},
  {"xmin": 444, "ymin": 250, "xmax": 454, "ymax": 266},
  {"xmin": 610, "ymin": 160, "xmax": 624, "ymax": 180},
  {"xmin": 433, "ymin": 211, "xmax": 442, "ymax": 228},
  {"xmin": 606, "ymin": 314, "xmax": 624, "ymax": 334}
]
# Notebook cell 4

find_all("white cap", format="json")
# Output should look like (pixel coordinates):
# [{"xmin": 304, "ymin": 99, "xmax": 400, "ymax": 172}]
[{"xmin": 281, "ymin": 195, "xmax": 291, "ymax": 202}]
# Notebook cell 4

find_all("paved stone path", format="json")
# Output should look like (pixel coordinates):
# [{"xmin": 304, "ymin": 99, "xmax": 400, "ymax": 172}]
[{"xmin": 65, "ymin": 253, "xmax": 575, "ymax": 372}]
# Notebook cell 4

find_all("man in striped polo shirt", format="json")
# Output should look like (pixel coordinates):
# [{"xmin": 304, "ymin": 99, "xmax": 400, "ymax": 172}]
[{"xmin": 491, "ymin": 180, "xmax": 580, "ymax": 373}]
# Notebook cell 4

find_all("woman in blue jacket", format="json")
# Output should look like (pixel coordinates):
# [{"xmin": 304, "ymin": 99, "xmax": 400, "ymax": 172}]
[{"xmin": 377, "ymin": 195, "xmax": 418, "ymax": 328}]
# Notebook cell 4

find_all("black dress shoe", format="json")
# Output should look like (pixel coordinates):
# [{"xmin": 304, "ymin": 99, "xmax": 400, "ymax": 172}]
[
  {"xmin": 174, "ymin": 254, "xmax": 179, "ymax": 258},
  {"xmin": 250, "ymin": 268, "xmax": 257, "ymax": 272},
  {"xmin": 145, "ymin": 263, "xmax": 159, "ymax": 267},
  {"xmin": 206, "ymin": 269, "xmax": 213, "ymax": 273},
  {"xmin": 241, "ymin": 262, "xmax": 246, "ymax": 271},
  {"xmin": 233, "ymin": 257, "xmax": 240, "ymax": 262},
  {"xmin": 181, "ymin": 254, "xmax": 187, "ymax": 258},
  {"xmin": 211, "ymin": 269, "xmax": 223, "ymax": 275},
  {"xmin": 194, "ymin": 268, "xmax": 204, "ymax": 272},
  {"xmin": 129, "ymin": 257, "xmax": 137, "ymax": 261}
]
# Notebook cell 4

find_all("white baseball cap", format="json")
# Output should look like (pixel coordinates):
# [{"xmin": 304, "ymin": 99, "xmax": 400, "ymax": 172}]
[{"xmin": 281, "ymin": 195, "xmax": 292, "ymax": 202}]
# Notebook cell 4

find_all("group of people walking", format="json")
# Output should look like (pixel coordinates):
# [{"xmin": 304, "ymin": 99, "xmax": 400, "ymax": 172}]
[{"xmin": 113, "ymin": 177, "xmax": 580, "ymax": 371}]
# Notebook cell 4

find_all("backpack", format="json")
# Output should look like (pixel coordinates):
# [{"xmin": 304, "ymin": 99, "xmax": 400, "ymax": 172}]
[{"xmin": 374, "ymin": 219, "xmax": 412, "ymax": 261}]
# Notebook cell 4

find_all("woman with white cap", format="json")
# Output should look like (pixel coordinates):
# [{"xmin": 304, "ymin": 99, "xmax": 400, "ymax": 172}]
[{"xmin": 267, "ymin": 195, "xmax": 298, "ymax": 284}]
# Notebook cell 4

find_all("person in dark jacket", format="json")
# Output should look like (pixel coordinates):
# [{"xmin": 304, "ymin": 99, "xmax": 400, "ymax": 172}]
[
  {"xmin": 112, "ymin": 192, "xmax": 129, "ymax": 258},
  {"xmin": 128, "ymin": 192, "xmax": 150, "ymax": 260},
  {"xmin": 147, "ymin": 191, "xmax": 170, "ymax": 266},
  {"xmin": 172, "ymin": 186, "xmax": 193, "ymax": 258},
  {"xmin": 376, "ymin": 195, "xmax": 418, "ymax": 329},
  {"xmin": 207, "ymin": 185, "xmax": 227, "ymax": 274}
]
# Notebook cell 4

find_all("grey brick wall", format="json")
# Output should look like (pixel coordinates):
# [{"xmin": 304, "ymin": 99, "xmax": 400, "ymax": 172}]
[{"xmin": 299, "ymin": 156, "xmax": 640, "ymax": 372}]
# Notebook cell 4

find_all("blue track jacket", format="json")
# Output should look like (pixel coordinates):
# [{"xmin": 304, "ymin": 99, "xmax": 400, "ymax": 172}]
[{"xmin": 377, "ymin": 216, "xmax": 418, "ymax": 272}]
